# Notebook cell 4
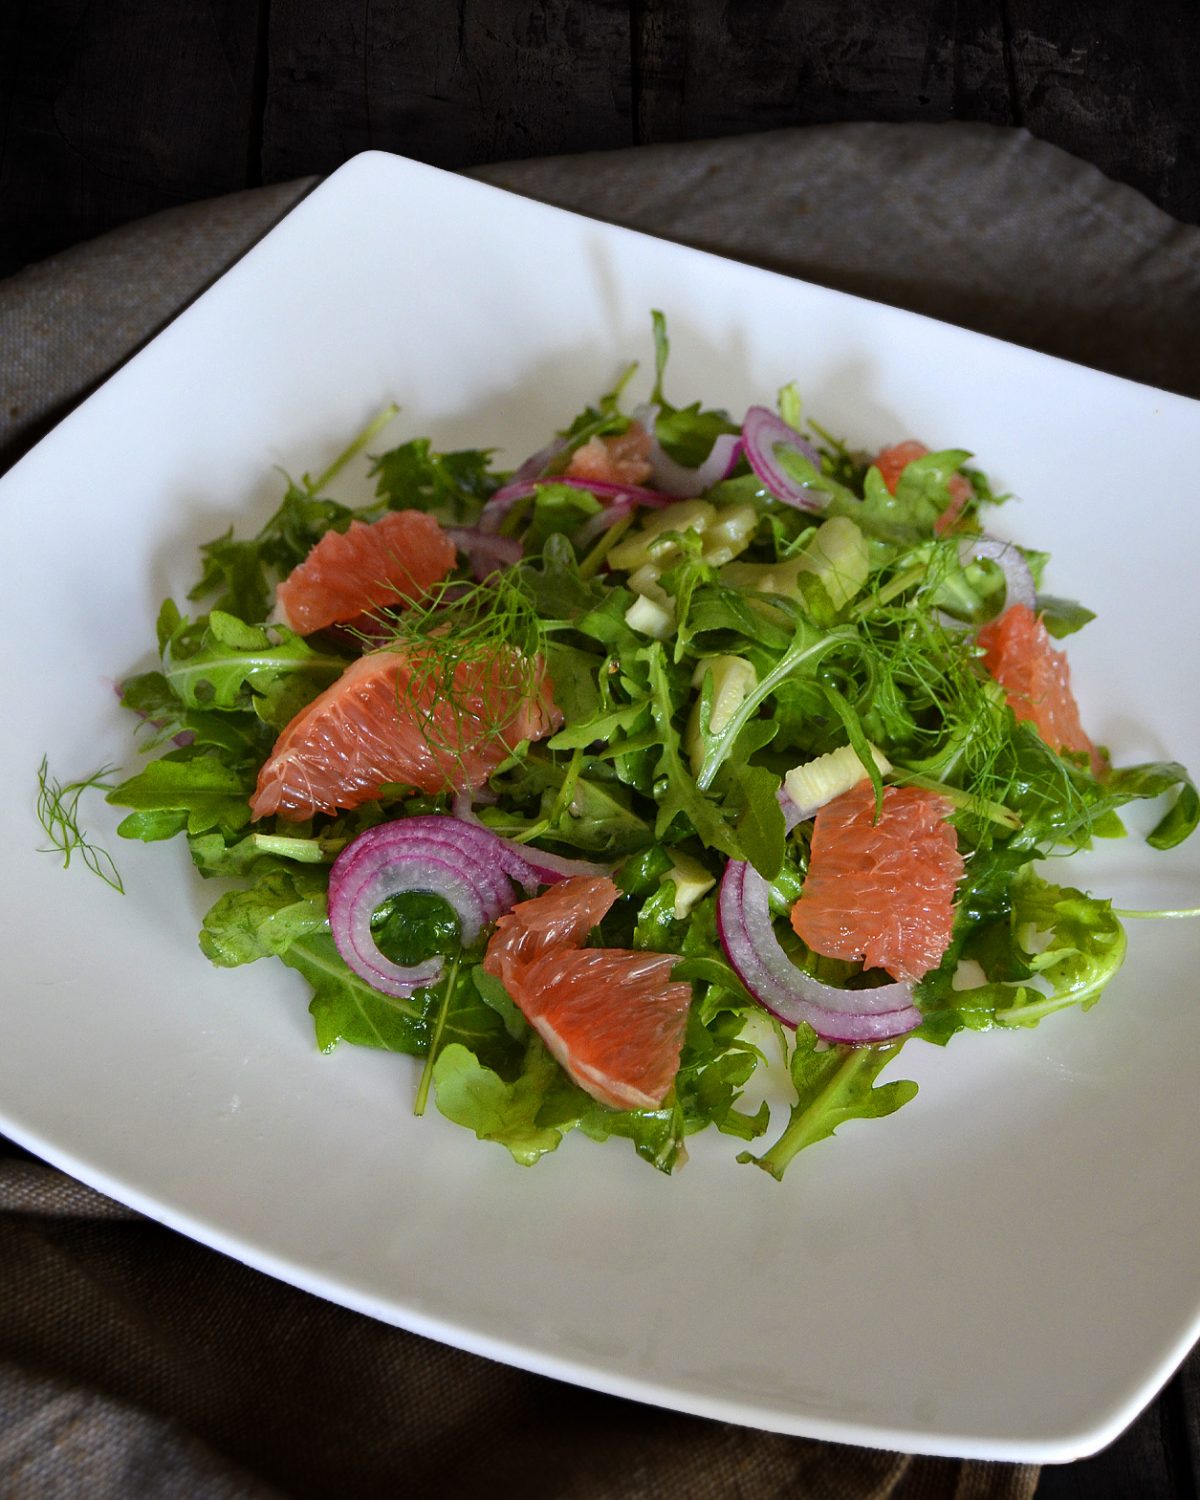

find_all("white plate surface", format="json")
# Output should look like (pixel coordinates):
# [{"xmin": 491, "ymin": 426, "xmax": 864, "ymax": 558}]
[{"xmin": 3, "ymin": 152, "xmax": 1199, "ymax": 1463}]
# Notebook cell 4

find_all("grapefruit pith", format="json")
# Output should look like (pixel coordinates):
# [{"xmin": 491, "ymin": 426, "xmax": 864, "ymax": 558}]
[
  {"xmin": 976, "ymin": 603, "xmax": 1101, "ymax": 774},
  {"xmin": 874, "ymin": 439, "xmax": 972, "ymax": 536},
  {"xmin": 250, "ymin": 647, "xmax": 560, "ymax": 820},
  {"xmin": 483, "ymin": 876, "xmax": 692, "ymax": 1111},
  {"xmin": 275, "ymin": 509, "xmax": 456, "ymax": 635},
  {"xmin": 790, "ymin": 782, "xmax": 964, "ymax": 981}
]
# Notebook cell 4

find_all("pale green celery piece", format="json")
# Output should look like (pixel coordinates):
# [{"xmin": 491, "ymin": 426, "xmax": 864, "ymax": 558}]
[
  {"xmin": 608, "ymin": 499, "xmax": 714, "ymax": 571},
  {"xmin": 661, "ymin": 851, "xmax": 716, "ymax": 918},
  {"xmin": 721, "ymin": 517, "xmax": 868, "ymax": 609},
  {"xmin": 783, "ymin": 742, "xmax": 892, "ymax": 813},
  {"xmin": 686, "ymin": 655, "xmax": 757, "ymax": 776}
]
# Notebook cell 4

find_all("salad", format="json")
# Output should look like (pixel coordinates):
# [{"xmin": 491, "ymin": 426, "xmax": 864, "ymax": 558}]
[{"xmin": 91, "ymin": 316, "xmax": 1197, "ymax": 1179}]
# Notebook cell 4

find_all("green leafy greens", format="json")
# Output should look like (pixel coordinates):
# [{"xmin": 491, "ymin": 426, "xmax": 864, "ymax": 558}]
[{"xmin": 76, "ymin": 320, "xmax": 1198, "ymax": 1181}]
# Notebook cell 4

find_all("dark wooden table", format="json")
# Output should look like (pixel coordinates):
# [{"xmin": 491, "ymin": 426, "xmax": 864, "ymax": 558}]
[
  {"xmin": 3, "ymin": 4, "xmax": 1199, "ymax": 1495},
  {"xmin": 1, "ymin": 1, "xmax": 1197, "ymax": 279}
]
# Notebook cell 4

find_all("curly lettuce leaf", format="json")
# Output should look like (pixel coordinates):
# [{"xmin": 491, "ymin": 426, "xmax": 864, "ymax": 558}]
[
  {"xmin": 433, "ymin": 1039, "xmax": 578, "ymax": 1165},
  {"xmin": 738, "ymin": 1030, "xmax": 917, "ymax": 1181},
  {"xmin": 916, "ymin": 870, "xmax": 1127, "ymax": 1042}
]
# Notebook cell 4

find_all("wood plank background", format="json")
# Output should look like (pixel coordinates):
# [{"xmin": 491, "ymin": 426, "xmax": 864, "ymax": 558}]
[
  {"xmin": 1, "ymin": 0, "xmax": 1198, "ymax": 279},
  {"xmin": 2, "ymin": 3, "xmax": 1199, "ymax": 1496}
]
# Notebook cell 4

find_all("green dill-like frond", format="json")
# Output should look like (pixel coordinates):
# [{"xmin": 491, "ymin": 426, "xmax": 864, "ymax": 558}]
[
  {"xmin": 849, "ymin": 603, "xmax": 1013, "ymax": 818},
  {"xmin": 36, "ymin": 756, "xmax": 125, "ymax": 893},
  {"xmin": 373, "ymin": 567, "xmax": 548, "ymax": 769}
]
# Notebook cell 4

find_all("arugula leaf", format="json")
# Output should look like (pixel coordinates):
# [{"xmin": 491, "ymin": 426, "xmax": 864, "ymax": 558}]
[
  {"xmin": 644, "ymin": 643, "xmax": 745, "ymax": 865},
  {"xmin": 108, "ymin": 752, "xmax": 255, "ymax": 840},
  {"xmin": 162, "ymin": 610, "xmax": 346, "ymax": 727},
  {"xmin": 710, "ymin": 719, "xmax": 785, "ymax": 880},
  {"xmin": 433, "ymin": 1039, "xmax": 578, "ymax": 1165},
  {"xmin": 579, "ymin": 1096, "xmax": 687, "ymax": 1174},
  {"xmin": 120, "ymin": 671, "xmax": 266, "ymax": 759},
  {"xmin": 294, "ymin": 934, "xmax": 427, "ymax": 1053},
  {"xmin": 198, "ymin": 865, "xmax": 328, "ymax": 966},
  {"xmin": 1037, "ymin": 594, "xmax": 1096, "ymax": 639},
  {"xmin": 522, "ymin": 483, "xmax": 601, "ymax": 554},
  {"xmin": 370, "ymin": 439, "xmax": 497, "ymax": 523},
  {"xmin": 187, "ymin": 828, "xmax": 345, "ymax": 878},
  {"xmin": 738, "ymin": 1030, "xmax": 917, "ymax": 1180},
  {"xmin": 916, "ymin": 870, "xmax": 1127, "ymax": 1041},
  {"xmin": 647, "ymin": 309, "xmax": 740, "ymax": 466},
  {"xmin": 1106, "ymin": 761, "xmax": 1200, "ymax": 850},
  {"xmin": 372, "ymin": 890, "xmax": 460, "ymax": 967},
  {"xmin": 848, "ymin": 451, "xmax": 971, "ymax": 542}
]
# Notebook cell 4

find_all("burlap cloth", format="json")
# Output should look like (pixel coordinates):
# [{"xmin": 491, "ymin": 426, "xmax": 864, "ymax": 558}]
[{"xmin": 3, "ymin": 123, "xmax": 1198, "ymax": 1496}]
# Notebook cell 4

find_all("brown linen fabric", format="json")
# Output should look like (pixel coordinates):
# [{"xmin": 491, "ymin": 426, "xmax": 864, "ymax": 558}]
[
  {"xmin": 3, "ymin": 121, "xmax": 1198, "ymax": 472},
  {"xmin": 0, "ymin": 1148, "xmax": 1038, "ymax": 1500},
  {"xmin": 4, "ymin": 120, "xmax": 1198, "ymax": 1496}
]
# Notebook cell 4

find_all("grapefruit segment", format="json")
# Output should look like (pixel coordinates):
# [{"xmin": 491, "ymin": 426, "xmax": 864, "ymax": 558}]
[
  {"xmin": 790, "ymin": 782, "xmax": 964, "ymax": 981},
  {"xmin": 874, "ymin": 439, "xmax": 972, "ymax": 535},
  {"xmin": 483, "ymin": 877, "xmax": 692, "ymax": 1112},
  {"xmin": 484, "ymin": 875, "xmax": 619, "ymax": 973},
  {"xmin": 565, "ymin": 423, "xmax": 654, "ymax": 487},
  {"xmin": 275, "ymin": 509, "xmax": 456, "ymax": 635},
  {"xmin": 977, "ymin": 603, "xmax": 1101, "ymax": 773},
  {"xmin": 250, "ymin": 647, "xmax": 560, "ymax": 820}
]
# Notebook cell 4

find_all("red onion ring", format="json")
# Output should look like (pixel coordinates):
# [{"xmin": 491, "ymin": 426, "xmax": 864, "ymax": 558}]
[
  {"xmin": 716, "ymin": 793, "xmax": 922, "ymax": 1043},
  {"xmin": 491, "ymin": 435, "xmax": 570, "ymax": 501},
  {"xmin": 327, "ymin": 815, "xmax": 611, "ymax": 997},
  {"xmin": 741, "ymin": 406, "xmax": 832, "ymax": 512},
  {"xmin": 938, "ymin": 533, "xmax": 1036, "ymax": 631},
  {"xmin": 448, "ymin": 800, "xmax": 612, "ymax": 885},
  {"xmin": 633, "ymin": 403, "xmax": 743, "ymax": 497},
  {"xmin": 960, "ymin": 535, "xmax": 1036, "ymax": 612},
  {"xmin": 479, "ymin": 475, "xmax": 673, "ymax": 535},
  {"xmin": 443, "ymin": 526, "xmax": 523, "ymax": 581}
]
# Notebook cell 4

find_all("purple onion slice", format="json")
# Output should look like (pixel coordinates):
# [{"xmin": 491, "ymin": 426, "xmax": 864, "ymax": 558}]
[
  {"xmin": 716, "ymin": 795, "xmax": 922, "ymax": 1043},
  {"xmin": 443, "ymin": 526, "xmax": 523, "ymax": 581},
  {"xmin": 741, "ymin": 406, "xmax": 830, "ymax": 512},
  {"xmin": 479, "ymin": 476, "xmax": 673, "ymax": 535},
  {"xmin": 633, "ymin": 403, "xmax": 743, "ymax": 498},
  {"xmin": 327, "ymin": 815, "xmax": 611, "ymax": 997}
]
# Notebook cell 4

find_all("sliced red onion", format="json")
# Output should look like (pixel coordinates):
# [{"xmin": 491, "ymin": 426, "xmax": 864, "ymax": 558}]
[
  {"xmin": 479, "ymin": 476, "xmax": 673, "ymax": 535},
  {"xmin": 938, "ymin": 533, "xmax": 1036, "ymax": 631},
  {"xmin": 741, "ymin": 406, "xmax": 832, "ymax": 512},
  {"xmin": 330, "ymin": 817, "xmax": 519, "ymax": 996},
  {"xmin": 719, "ymin": 791, "xmax": 921, "ymax": 1041},
  {"xmin": 501, "ymin": 435, "xmax": 567, "ymax": 486},
  {"xmin": 717, "ymin": 858, "xmax": 922, "ymax": 1043},
  {"xmin": 633, "ymin": 403, "xmax": 743, "ymax": 497},
  {"xmin": 447, "ymin": 799, "xmax": 612, "ymax": 888},
  {"xmin": 444, "ymin": 526, "xmax": 523, "ymax": 581},
  {"xmin": 497, "ymin": 841, "xmax": 612, "ymax": 887},
  {"xmin": 960, "ymin": 535, "xmax": 1036, "ymax": 612},
  {"xmin": 327, "ymin": 814, "xmax": 611, "ymax": 996}
]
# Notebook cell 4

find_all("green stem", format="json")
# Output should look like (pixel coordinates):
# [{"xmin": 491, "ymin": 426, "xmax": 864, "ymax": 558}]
[
  {"xmin": 413, "ymin": 949, "xmax": 460, "ymax": 1117},
  {"xmin": 1113, "ymin": 906, "xmax": 1200, "ymax": 920},
  {"xmin": 307, "ymin": 402, "xmax": 399, "ymax": 496},
  {"xmin": 248, "ymin": 833, "xmax": 347, "ymax": 864},
  {"xmin": 578, "ymin": 513, "xmax": 634, "ymax": 579},
  {"xmin": 890, "ymin": 767, "xmax": 1022, "ymax": 831},
  {"xmin": 851, "ymin": 564, "xmax": 928, "ymax": 618},
  {"xmin": 744, "ymin": 1047, "xmax": 874, "ymax": 1181},
  {"xmin": 697, "ymin": 626, "xmax": 856, "ymax": 791},
  {"xmin": 546, "ymin": 748, "xmax": 584, "ymax": 827}
]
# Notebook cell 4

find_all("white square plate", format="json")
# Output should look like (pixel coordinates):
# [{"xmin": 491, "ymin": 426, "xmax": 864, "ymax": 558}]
[{"xmin": 3, "ymin": 151, "xmax": 1198, "ymax": 1463}]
